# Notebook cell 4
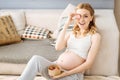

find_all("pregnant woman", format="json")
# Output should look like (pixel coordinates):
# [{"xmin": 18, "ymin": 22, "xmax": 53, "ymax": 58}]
[{"xmin": 18, "ymin": 3, "xmax": 101, "ymax": 80}]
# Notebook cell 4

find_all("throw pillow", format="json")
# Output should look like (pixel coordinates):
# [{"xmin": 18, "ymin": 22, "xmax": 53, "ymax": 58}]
[
  {"xmin": 58, "ymin": 3, "xmax": 76, "ymax": 20},
  {"xmin": 22, "ymin": 25, "xmax": 52, "ymax": 40},
  {"xmin": 0, "ymin": 10, "xmax": 26, "ymax": 35},
  {"xmin": 0, "ymin": 15, "xmax": 21, "ymax": 45},
  {"xmin": 52, "ymin": 3, "xmax": 75, "ymax": 39},
  {"xmin": 57, "ymin": 16, "xmax": 74, "ymax": 32}
]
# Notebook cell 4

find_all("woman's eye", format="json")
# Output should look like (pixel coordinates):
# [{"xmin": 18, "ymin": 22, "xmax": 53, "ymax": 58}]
[{"xmin": 84, "ymin": 16, "xmax": 88, "ymax": 18}]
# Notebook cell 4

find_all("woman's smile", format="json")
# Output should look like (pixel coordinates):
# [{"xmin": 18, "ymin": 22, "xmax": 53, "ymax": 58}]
[{"xmin": 79, "ymin": 22, "xmax": 85, "ymax": 25}]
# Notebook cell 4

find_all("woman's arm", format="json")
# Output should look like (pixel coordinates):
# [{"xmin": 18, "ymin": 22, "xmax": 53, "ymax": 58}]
[
  {"xmin": 55, "ymin": 22, "xmax": 70, "ymax": 51},
  {"xmin": 55, "ymin": 13, "xmax": 75, "ymax": 51},
  {"xmin": 53, "ymin": 33, "xmax": 101, "ymax": 78}
]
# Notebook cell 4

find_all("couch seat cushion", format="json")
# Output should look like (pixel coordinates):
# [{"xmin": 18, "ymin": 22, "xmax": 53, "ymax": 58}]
[{"xmin": 0, "ymin": 39, "xmax": 63, "ymax": 64}]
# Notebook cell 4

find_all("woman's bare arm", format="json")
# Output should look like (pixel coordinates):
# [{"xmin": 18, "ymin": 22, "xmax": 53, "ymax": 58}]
[
  {"xmin": 55, "ymin": 13, "xmax": 75, "ymax": 50},
  {"xmin": 55, "ymin": 23, "xmax": 70, "ymax": 50}
]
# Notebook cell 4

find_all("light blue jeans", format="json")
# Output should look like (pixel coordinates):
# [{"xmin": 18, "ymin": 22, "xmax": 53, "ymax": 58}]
[{"xmin": 17, "ymin": 55, "xmax": 84, "ymax": 80}]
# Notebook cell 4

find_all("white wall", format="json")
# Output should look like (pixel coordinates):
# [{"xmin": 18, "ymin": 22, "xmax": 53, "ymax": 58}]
[{"xmin": 0, "ymin": 0, "xmax": 114, "ymax": 9}]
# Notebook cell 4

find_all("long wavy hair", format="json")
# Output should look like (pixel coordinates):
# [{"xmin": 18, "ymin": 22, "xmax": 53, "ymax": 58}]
[{"xmin": 72, "ymin": 3, "xmax": 97, "ymax": 36}]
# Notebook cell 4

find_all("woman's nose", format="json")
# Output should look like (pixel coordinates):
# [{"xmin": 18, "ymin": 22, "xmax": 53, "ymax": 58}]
[{"xmin": 80, "ymin": 16, "xmax": 85, "ymax": 21}]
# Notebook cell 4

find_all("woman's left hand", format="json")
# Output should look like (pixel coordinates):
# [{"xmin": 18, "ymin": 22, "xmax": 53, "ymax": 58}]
[{"xmin": 52, "ymin": 71, "xmax": 69, "ymax": 79}]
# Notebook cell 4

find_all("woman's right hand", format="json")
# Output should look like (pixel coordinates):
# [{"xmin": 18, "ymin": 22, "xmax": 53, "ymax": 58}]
[
  {"xmin": 67, "ymin": 13, "xmax": 81, "ymax": 23},
  {"xmin": 68, "ymin": 13, "xmax": 76, "ymax": 22}
]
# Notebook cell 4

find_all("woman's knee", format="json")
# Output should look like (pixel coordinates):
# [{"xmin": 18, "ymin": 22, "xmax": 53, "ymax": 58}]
[
  {"xmin": 32, "ymin": 55, "xmax": 39, "ymax": 59},
  {"xmin": 31, "ymin": 55, "xmax": 43, "ymax": 62}
]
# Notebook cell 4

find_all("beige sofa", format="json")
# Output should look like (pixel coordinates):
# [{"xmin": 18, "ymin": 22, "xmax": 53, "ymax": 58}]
[{"xmin": 0, "ymin": 5, "xmax": 120, "ymax": 80}]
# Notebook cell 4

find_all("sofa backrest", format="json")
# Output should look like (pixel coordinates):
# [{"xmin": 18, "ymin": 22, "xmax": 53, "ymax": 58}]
[
  {"xmin": 85, "ymin": 9, "xmax": 119, "ymax": 76},
  {"xmin": 0, "ymin": 9, "xmax": 64, "ymax": 33},
  {"xmin": 25, "ymin": 9, "xmax": 63, "ymax": 32}
]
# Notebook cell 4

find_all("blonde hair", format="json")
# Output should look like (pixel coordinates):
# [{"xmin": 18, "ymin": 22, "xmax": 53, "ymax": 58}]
[{"xmin": 72, "ymin": 3, "xmax": 97, "ymax": 36}]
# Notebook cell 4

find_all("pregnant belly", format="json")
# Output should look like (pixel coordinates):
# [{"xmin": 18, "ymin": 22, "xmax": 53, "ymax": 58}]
[{"xmin": 56, "ymin": 51, "xmax": 85, "ymax": 70}]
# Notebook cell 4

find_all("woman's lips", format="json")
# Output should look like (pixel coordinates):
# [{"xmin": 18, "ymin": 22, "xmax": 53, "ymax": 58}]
[{"xmin": 79, "ymin": 22, "xmax": 85, "ymax": 25}]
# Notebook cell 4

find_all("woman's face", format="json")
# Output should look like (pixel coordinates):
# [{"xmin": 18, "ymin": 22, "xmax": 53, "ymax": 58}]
[{"xmin": 75, "ymin": 9, "xmax": 93, "ymax": 30}]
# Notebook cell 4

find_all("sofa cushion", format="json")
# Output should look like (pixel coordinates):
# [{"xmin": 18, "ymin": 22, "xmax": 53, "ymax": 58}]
[
  {"xmin": 0, "ymin": 15, "xmax": 21, "ymax": 45},
  {"xmin": 0, "ymin": 39, "xmax": 64, "ymax": 63},
  {"xmin": 53, "ymin": 3, "xmax": 75, "ymax": 39},
  {"xmin": 0, "ymin": 10, "xmax": 26, "ymax": 35},
  {"xmin": 58, "ymin": 3, "xmax": 75, "ymax": 19},
  {"xmin": 21, "ymin": 25, "xmax": 52, "ymax": 40},
  {"xmin": 57, "ymin": 17, "xmax": 74, "ymax": 31}
]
